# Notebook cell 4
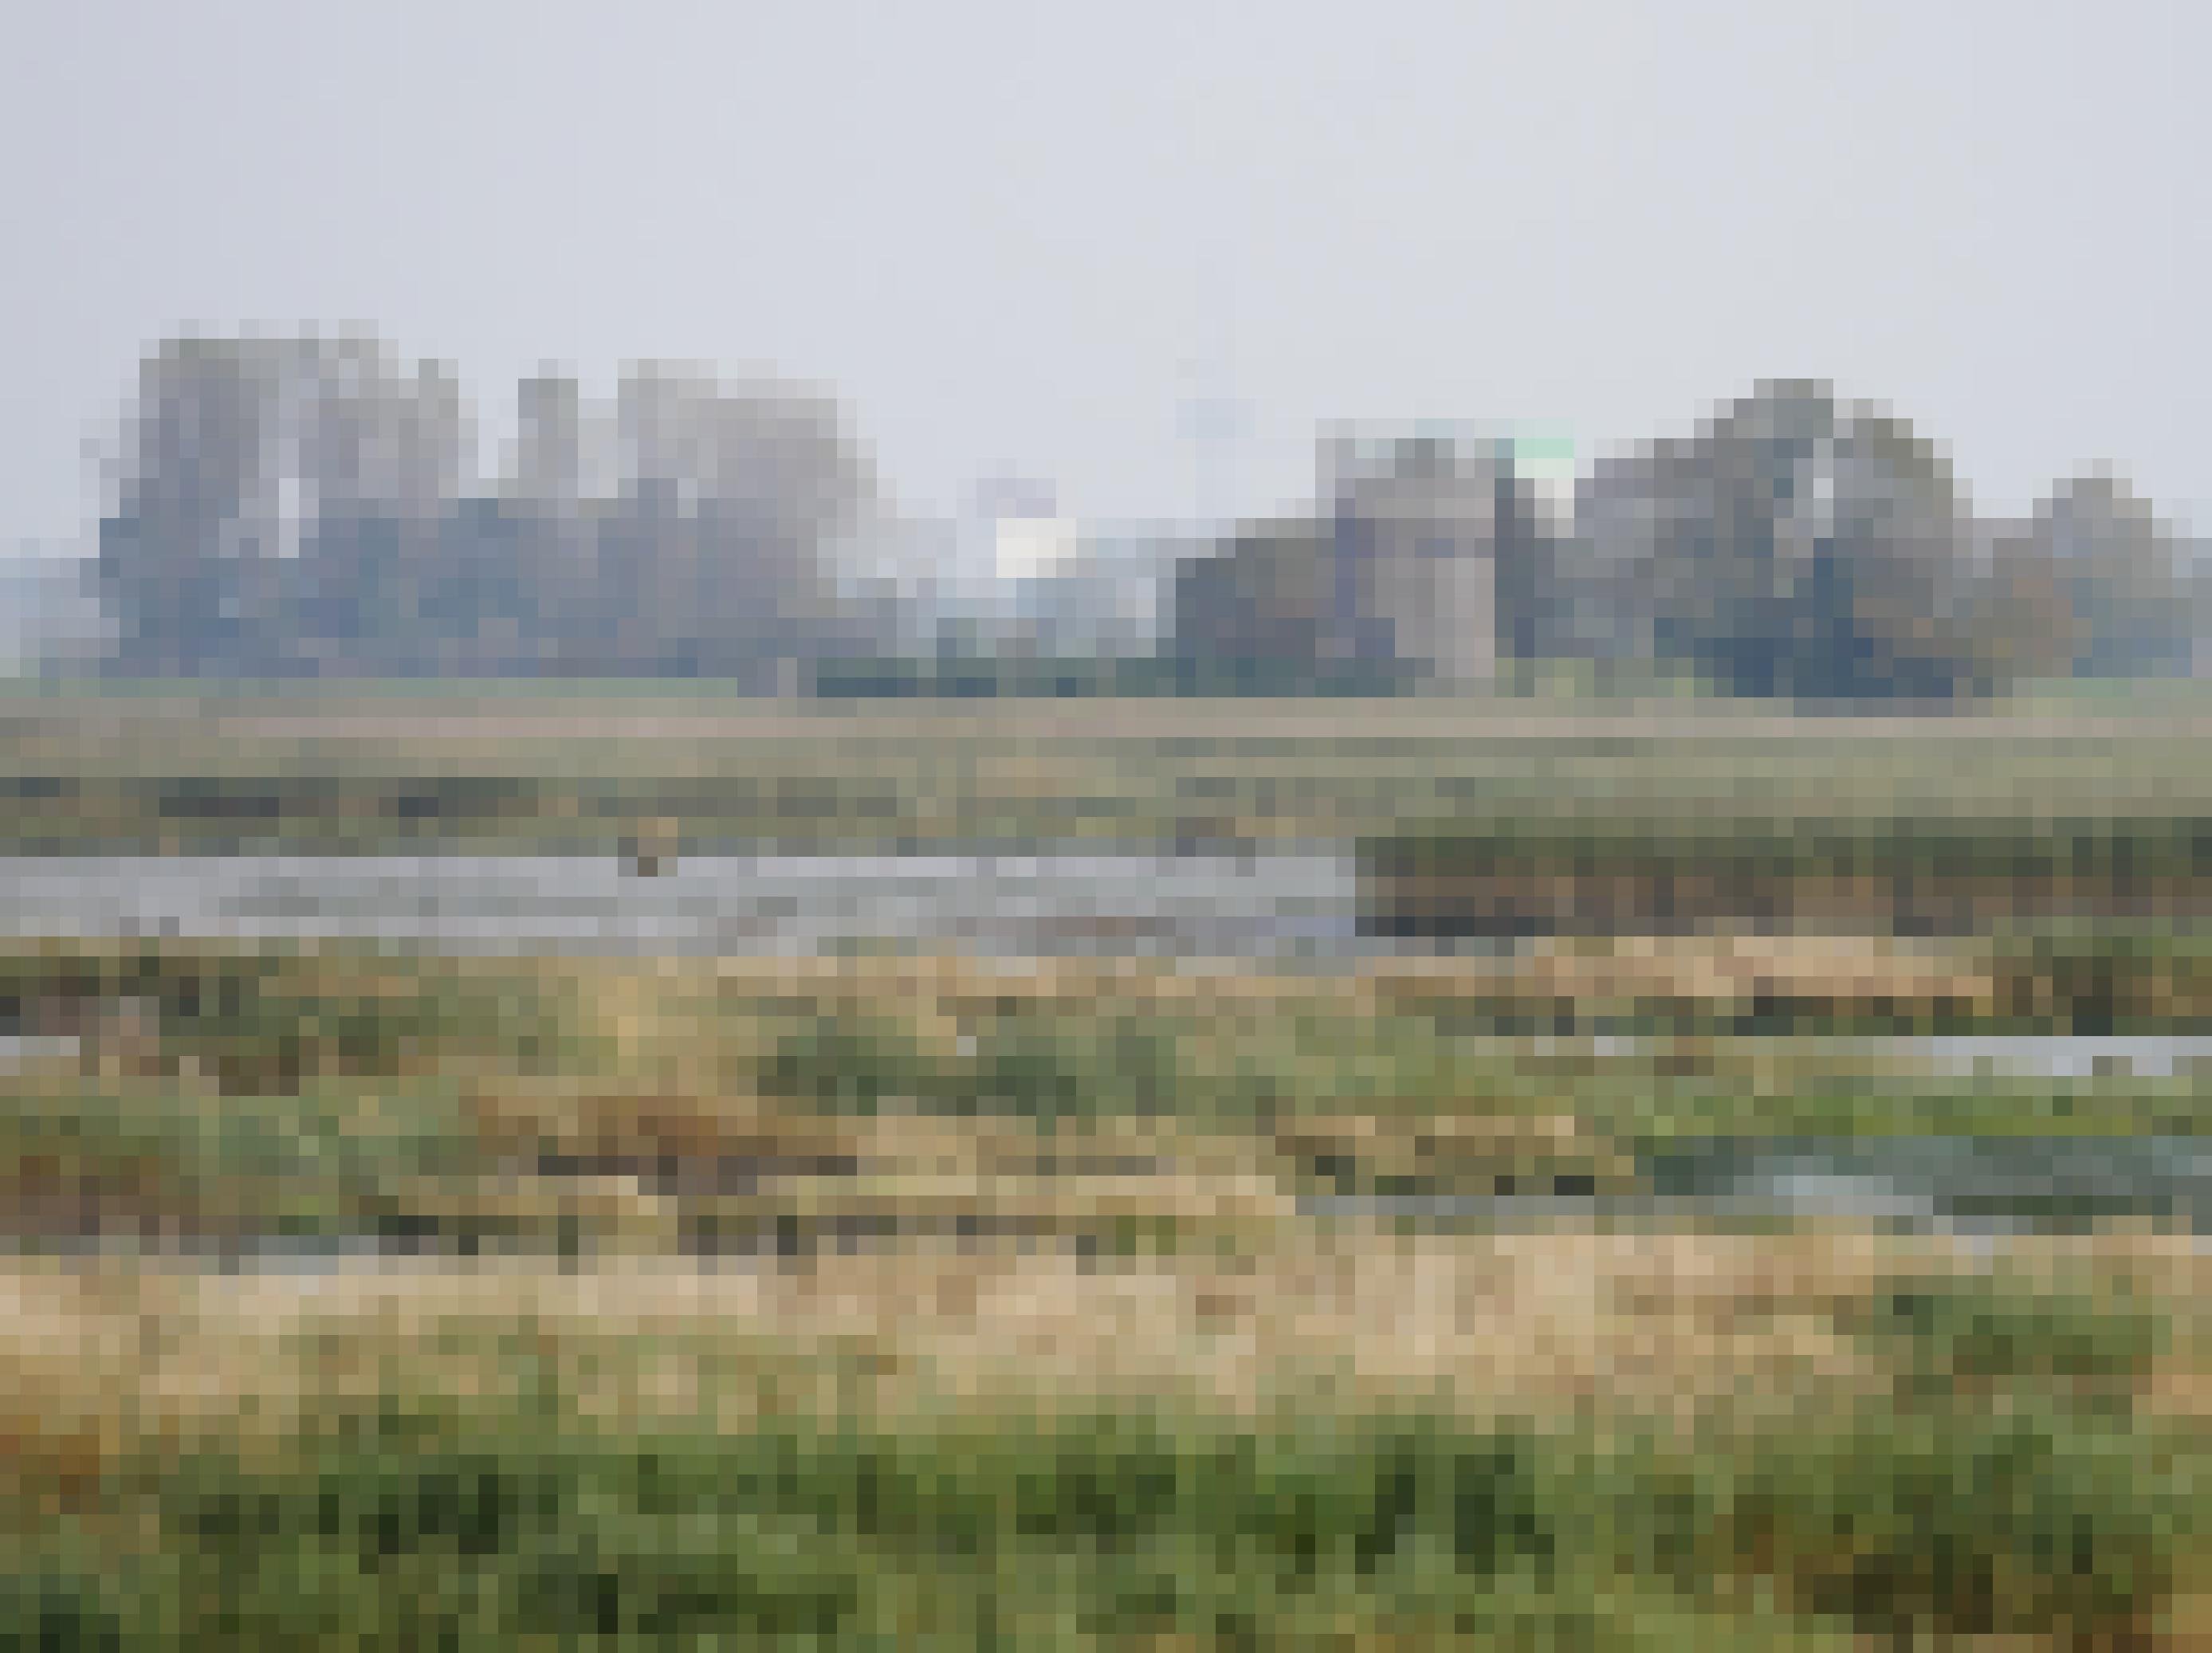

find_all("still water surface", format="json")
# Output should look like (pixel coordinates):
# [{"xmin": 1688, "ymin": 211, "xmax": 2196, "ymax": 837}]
[{"xmin": 0, "ymin": 850, "xmax": 1357, "ymax": 958}]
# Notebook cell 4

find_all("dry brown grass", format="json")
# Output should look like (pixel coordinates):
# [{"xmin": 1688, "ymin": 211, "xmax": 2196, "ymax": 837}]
[
  {"xmin": 552, "ymin": 944, "xmax": 1999, "ymax": 1056},
  {"xmin": 18, "ymin": 1225, "xmax": 2185, "ymax": 1463}
]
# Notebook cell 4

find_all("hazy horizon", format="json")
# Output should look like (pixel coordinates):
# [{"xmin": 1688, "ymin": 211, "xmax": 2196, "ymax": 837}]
[{"xmin": 5, "ymin": 0, "xmax": 2206, "ymax": 552}]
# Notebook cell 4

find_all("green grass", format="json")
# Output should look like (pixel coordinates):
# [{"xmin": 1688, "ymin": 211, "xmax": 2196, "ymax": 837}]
[
  {"xmin": 1711, "ymin": 1401, "xmax": 2187, "ymax": 1640},
  {"xmin": 760, "ymin": 1003, "xmax": 2212, "ymax": 1141},
  {"xmin": 1612, "ymin": 1071, "xmax": 2212, "ymax": 1142},
  {"xmin": 6, "ymin": 1384, "xmax": 2194, "ymax": 1649},
  {"xmin": 1841, "ymin": 1272, "xmax": 2171, "ymax": 1392},
  {"xmin": 760, "ymin": 1013, "xmax": 1192, "ymax": 1129},
  {"xmin": 1982, "ymin": 925, "xmax": 2212, "ymax": 1028},
  {"xmin": 13, "ymin": 690, "xmax": 2212, "ymax": 854},
  {"xmin": 0, "ymin": 1074, "xmax": 486, "ymax": 1245},
  {"xmin": 0, "ymin": 940, "xmax": 586, "ymax": 1093},
  {"xmin": 6, "ymin": 940, "xmax": 2210, "ymax": 1251}
]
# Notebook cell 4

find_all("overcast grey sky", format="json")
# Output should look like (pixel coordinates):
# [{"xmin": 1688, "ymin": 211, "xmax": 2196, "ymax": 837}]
[{"xmin": 2, "ymin": 0, "xmax": 2205, "ymax": 544}]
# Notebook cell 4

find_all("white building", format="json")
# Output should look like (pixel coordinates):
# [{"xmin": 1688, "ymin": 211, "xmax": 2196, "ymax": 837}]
[{"xmin": 1006, "ymin": 523, "xmax": 1181, "ymax": 657}]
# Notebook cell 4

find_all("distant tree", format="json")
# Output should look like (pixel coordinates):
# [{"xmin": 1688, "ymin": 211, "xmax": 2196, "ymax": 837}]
[
  {"xmin": 95, "ymin": 337, "xmax": 882, "ymax": 681},
  {"xmin": 588, "ymin": 365, "xmax": 879, "ymax": 681},
  {"xmin": 96, "ymin": 332, "xmax": 471, "ymax": 676},
  {"xmin": 1170, "ymin": 516, "xmax": 1334, "ymax": 692},
  {"xmin": 96, "ymin": 335, "xmax": 289, "ymax": 673},
  {"xmin": 2025, "ymin": 469, "xmax": 2194, "ymax": 678},
  {"xmin": 1571, "ymin": 380, "xmax": 1990, "ymax": 701},
  {"xmin": 1955, "ymin": 519, "xmax": 2079, "ymax": 691}
]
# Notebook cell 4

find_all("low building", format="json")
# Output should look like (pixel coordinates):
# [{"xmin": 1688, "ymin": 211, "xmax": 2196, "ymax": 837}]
[{"xmin": 1173, "ymin": 425, "xmax": 1562, "ymax": 689}]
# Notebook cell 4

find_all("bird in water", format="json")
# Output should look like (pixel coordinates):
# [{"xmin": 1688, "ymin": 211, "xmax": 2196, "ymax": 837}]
[{"xmin": 621, "ymin": 819, "xmax": 678, "ymax": 878}]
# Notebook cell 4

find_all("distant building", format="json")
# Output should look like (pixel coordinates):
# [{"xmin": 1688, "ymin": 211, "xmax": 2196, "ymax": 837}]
[
  {"xmin": 831, "ymin": 489, "xmax": 1180, "ymax": 665},
  {"xmin": 1319, "ymin": 426, "xmax": 1505, "ymax": 684},
  {"xmin": 993, "ymin": 515, "xmax": 1078, "ymax": 583},
  {"xmin": 1174, "ymin": 425, "xmax": 1563, "ymax": 688},
  {"xmin": 1007, "ymin": 523, "xmax": 1180, "ymax": 658}
]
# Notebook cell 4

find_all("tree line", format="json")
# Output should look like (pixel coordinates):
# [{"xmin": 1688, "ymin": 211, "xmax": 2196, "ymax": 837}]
[
  {"xmin": 88, "ymin": 336, "xmax": 2203, "ymax": 698},
  {"xmin": 95, "ymin": 333, "xmax": 878, "ymax": 683},
  {"xmin": 1535, "ymin": 379, "xmax": 2200, "ymax": 700}
]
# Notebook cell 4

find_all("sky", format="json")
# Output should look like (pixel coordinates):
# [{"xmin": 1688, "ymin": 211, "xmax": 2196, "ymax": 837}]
[{"xmin": 2, "ymin": 0, "xmax": 2206, "ymax": 548}]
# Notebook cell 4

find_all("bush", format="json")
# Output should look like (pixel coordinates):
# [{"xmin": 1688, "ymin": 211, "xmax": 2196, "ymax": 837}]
[
  {"xmin": 761, "ymin": 1011, "xmax": 1185, "ymax": 1127},
  {"xmin": 1846, "ymin": 1274, "xmax": 2168, "ymax": 1389},
  {"xmin": 1727, "ymin": 1403, "xmax": 2184, "ymax": 1639}
]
